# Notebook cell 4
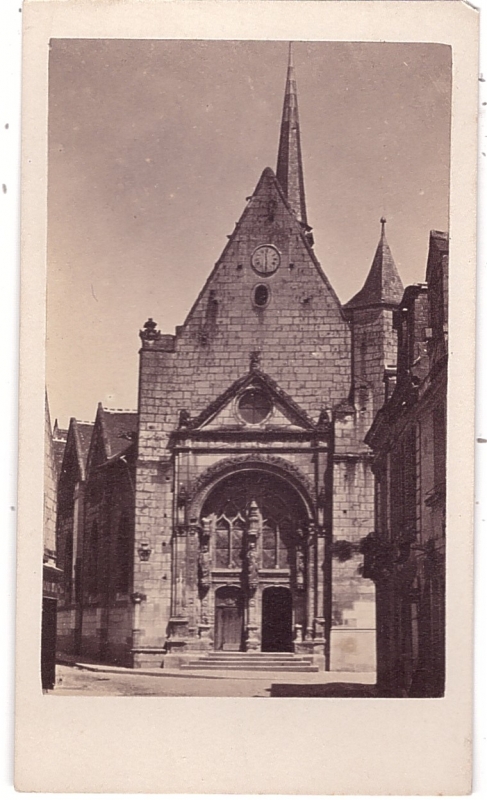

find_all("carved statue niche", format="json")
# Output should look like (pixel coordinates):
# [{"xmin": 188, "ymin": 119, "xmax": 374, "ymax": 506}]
[
  {"xmin": 317, "ymin": 408, "xmax": 330, "ymax": 431},
  {"xmin": 247, "ymin": 541, "xmax": 259, "ymax": 591},
  {"xmin": 198, "ymin": 516, "xmax": 212, "ymax": 592}
]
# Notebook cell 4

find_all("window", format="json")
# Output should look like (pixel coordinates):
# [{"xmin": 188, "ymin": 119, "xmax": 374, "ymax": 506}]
[
  {"xmin": 253, "ymin": 284, "xmax": 270, "ymax": 308},
  {"xmin": 262, "ymin": 517, "xmax": 292, "ymax": 568},
  {"xmin": 215, "ymin": 515, "xmax": 244, "ymax": 568},
  {"xmin": 201, "ymin": 472, "xmax": 308, "ymax": 576},
  {"xmin": 238, "ymin": 389, "xmax": 272, "ymax": 424}
]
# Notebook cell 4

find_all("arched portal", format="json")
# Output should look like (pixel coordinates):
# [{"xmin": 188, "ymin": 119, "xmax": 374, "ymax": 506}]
[
  {"xmin": 200, "ymin": 469, "xmax": 310, "ymax": 651},
  {"xmin": 261, "ymin": 586, "xmax": 293, "ymax": 652}
]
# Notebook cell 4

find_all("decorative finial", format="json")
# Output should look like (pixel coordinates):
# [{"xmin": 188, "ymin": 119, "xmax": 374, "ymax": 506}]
[
  {"xmin": 380, "ymin": 216, "xmax": 387, "ymax": 235},
  {"xmin": 249, "ymin": 350, "xmax": 261, "ymax": 372},
  {"xmin": 139, "ymin": 317, "xmax": 161, "ymax": 342},
  {"xmin": 288, "ymin": 41, "xmax": 294, "ymax": 68},
  {"xmin": 178, "ymin": 409, "xmax": 191, "ymax": 429}
]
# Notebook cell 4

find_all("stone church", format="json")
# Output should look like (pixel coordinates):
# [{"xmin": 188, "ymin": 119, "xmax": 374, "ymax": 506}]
[{"xmin": 56, "ymin": 48, "xmax": 409, "ymax": 673}]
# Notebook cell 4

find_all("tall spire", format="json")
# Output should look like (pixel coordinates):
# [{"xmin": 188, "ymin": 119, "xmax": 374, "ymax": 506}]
[
  {"xmin": 276, "ymin": 42, "xmax": 308, "ymax": 226},
  {"xmin": 345, "ymin": 218, "xmax": 404, "ymax": 309}
]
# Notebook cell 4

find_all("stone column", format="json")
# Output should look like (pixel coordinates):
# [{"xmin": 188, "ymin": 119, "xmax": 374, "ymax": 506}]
[
  {"xmin": 130, "ymin": 591, "xmax": 146, "ymax": 668},
  {"xmin": 198, "ymin": 516, "xmax": 212, "ymax": 646},
  {"xmin": 168, "ymin": 525, "xmax": 189, "ymax": 642},
  {"xmin": 305, "ymin": 522, "xmax": 316, "ymax": 640},
  {"xmin": 313, "ymin": 527, "xmax": 326, "ymax": 652},
  {"xmin": 186, "ymin": 524, "xmax": 200, "ymax": 641},
  {"xmin": 245, "ymin": 500, "xmax": 261, "ymax": 651}
]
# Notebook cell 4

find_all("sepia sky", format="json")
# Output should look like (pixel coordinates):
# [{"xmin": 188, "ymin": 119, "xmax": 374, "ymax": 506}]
[{"xmin": 47, "ymin": 39, "xmax": 451, "ymax": 428}]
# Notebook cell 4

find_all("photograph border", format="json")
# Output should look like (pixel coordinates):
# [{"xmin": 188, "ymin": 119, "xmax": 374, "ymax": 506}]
[{"xmin": 16, "ymin": 1, "xmax": 478, "ymax": 794}]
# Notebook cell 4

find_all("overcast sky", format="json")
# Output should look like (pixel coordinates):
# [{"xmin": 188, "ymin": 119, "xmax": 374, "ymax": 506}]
[{"xmin": 47, "ymin": 39, "xmax": 451, "ymax": 428}]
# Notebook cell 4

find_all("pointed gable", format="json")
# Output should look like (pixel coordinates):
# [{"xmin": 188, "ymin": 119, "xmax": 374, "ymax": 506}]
[
  {"xmin": 181, "ymin": 165, "xmax": 346, "ymax": 333},
  {"xmin": 345, "ymin": 218, "xmax": 404, "ymax": 310},
  {"xmin": 188, "ymin": 369, "xmax": 315, "ymax": 433},
  {"xmin": 138, "ymin": 165, "xmax": 353, "ymax": 446}
]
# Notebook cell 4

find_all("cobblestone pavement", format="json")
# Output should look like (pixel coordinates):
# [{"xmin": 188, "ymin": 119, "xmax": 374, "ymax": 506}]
[
  {"xmin": 50, "ymin": 664, "xmax": 376, "ymax": 697},
  {"xmin": 51, "ymin": 664, "xmax": 274, "ymax": 697}
]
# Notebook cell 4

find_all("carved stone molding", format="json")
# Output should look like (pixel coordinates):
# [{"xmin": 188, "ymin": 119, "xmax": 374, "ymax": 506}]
[{"xmin": 188, "ymin": 453, "xmax": 315, "ymax": 517}]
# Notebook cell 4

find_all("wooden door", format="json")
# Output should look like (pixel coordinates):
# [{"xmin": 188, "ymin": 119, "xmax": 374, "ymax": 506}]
[{"xmin": 215, "ymin": 587, "xmax": 244, "ymax": 651}]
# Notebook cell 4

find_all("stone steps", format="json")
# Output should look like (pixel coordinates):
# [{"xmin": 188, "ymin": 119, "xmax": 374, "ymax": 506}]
[{"xmin": 180, "ymin": 652, "xmax": 319, "ymax": 673}]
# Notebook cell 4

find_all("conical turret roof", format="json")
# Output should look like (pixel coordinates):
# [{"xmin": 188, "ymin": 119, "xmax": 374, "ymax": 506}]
[{"xmin": 345, "ymin": 218, "xmax": 404, "ymax": 309}]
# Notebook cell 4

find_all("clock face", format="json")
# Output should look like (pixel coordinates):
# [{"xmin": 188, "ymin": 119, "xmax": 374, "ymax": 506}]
[{"xmin": 251, "ymin": 245, "xmax": 281, "ymax": 275}]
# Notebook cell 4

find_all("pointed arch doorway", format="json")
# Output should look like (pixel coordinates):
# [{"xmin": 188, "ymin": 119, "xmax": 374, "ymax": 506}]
[
  {"xmin": 261, "ymin": 586, "xmax": 293, "ymax": 652},
  {"xmin": 201, "ymin": 469, "xmax": 310, "ymax": 652}
]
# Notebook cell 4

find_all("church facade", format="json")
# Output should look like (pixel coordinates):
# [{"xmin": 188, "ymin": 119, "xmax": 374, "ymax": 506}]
[{"xmin": 56, "ymin": 50, "xmax": 412, "ymax": 673}]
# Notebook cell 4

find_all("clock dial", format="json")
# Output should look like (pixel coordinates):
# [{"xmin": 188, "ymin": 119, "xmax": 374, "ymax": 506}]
[{"xmin": 251, "ymin": 245, "xmax": 281, "ymax": 275}]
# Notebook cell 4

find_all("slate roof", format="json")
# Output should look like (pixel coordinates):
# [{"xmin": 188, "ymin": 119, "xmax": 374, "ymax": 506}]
[
  {"xmin": 429, "ymin": 229, "xmax": 448, "ymax": 253},
  {"xmin": 345, "ymin": 219, "xmax": 404, "ymax": 310},
  {"xmin": 100, "ymin": 408, "xmax": 138, "ymax": 459},
  {"xmin": 276, "ymin": 43, "xmax": 308, "ymax": 226},
  {"xmin": 75, "ymin": 421, "xmax": 95, "ymax": 468}
]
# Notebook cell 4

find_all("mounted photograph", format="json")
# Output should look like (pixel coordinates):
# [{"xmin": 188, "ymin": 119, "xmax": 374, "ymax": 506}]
[{"xmin": 42, "ymin": 38, "xmax": 452, "ymax": 699}]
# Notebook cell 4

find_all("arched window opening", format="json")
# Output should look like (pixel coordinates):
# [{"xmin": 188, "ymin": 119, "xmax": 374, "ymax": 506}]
[
  {"xmin": 253, "ymin": 284, "xmax": 270, "ymax": 308},
  {"xmin": 215, "ymin": 515, "xmax": 244, "ymax": 568},
  {"xmin": 202, "ymin": 471, "xmax": 308, "ymax": 574},
  {"xmin": 215, "ymin": 518, "xmax": 230, "ymax": 568}
]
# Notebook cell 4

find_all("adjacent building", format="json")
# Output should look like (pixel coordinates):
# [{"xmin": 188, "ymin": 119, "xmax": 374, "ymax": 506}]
[
  {"xmin": 42, "ymin": 396, "xmax": 66, "ymax": 689},
  {"xmin": 364, "ymin": 230, "xmax": 448, "ymax": 696}
]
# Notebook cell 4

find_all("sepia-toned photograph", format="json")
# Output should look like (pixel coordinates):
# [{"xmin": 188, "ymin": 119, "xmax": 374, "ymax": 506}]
[
  {"xmin": 14, "ymin": 0, "xmax": 479, "ymax": 793},
  {"xmin": 42, "ymin": 37, "xmax": 452, "ymax": 699}
]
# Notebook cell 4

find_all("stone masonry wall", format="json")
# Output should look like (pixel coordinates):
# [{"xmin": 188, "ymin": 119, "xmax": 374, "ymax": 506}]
[
  {"xmin": 44, "ymin": 401, "xmax": 58, "ymax": 559},
  {"xmin": 133, "ymin": 169, "xmax": 378, "ymax": 671},
  {"xmin": 79, "ymin": 460, "xmax": 135, "ymax": 663},
  {"xmin": 351, "ymin": 307, "xmax": 397, "ymax": 418},
  {"xmin": 137, "ymin": 169, "xmax": 352, "ymax": 460}
]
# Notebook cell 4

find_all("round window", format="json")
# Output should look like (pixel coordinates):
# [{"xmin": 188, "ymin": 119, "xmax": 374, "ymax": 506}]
[
  {"xmin": 238, "ymin": 389, "xmax": 272, "ymax": 425},
  {"xmin": 253, "ymin": 284, "xmax": 270, "ymax": 308}
]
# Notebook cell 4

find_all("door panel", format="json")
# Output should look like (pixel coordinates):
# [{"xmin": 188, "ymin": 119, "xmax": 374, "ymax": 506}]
[
  {"xmin": 261, "ymin": 587, "xmax": 293, "ymax": 652},
  {"xmin": 215, "ymin": 587, "xmax": 244, "ymax": 651}
]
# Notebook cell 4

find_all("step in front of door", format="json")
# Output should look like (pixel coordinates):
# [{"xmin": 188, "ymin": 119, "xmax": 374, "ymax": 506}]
[{"xmin": 179, "ymin": 654, "xmax": 319, "ymax": 672}]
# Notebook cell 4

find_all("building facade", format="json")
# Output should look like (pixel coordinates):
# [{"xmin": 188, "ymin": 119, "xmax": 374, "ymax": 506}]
[
  {"xmin": 364, "ymin": 230, "xmax": 448, "ymax": 696},
  {"xmin": 53, "ymin": 51, "xmax": 447, "ymax": 676},
  {"xmin": 42, "ymin": 396, "xmax": 66, "ymax": 689}
]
